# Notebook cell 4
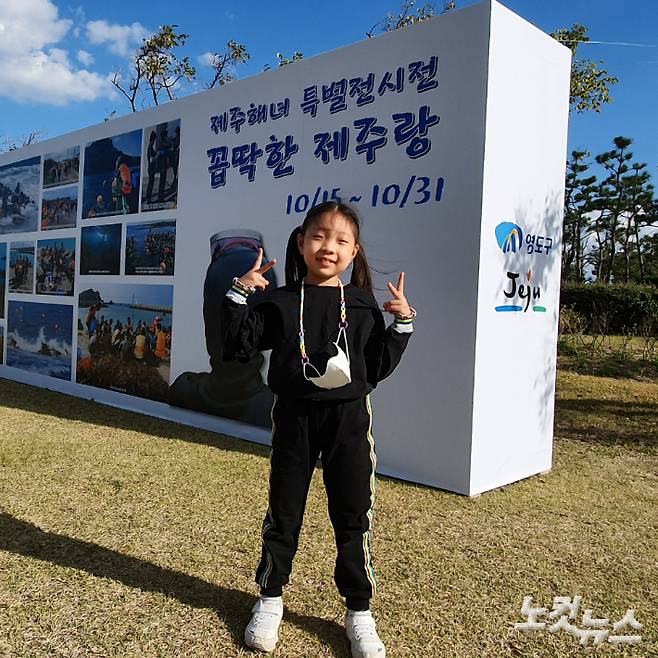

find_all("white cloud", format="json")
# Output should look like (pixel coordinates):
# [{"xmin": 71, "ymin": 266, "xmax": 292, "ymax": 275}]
[
  {"xmin": 0, "ymin": 0, "xmax": 110, "ymax": 105},
  {"xmin": 77, "ymin": 49, "xmax": 95, "ymax": 66},
  {"xmin": 72, "ymin": 5, "xmax": 86, "ymax": 38},
  {"xmin": 0, "ymin": 51, "xmax": 110, "ymax": 106},
  {"xmin": 48, "ymin": 48, "xmax": 69, "ymax": 65},
  {"xmin": 86, "ymin": 19, "xmax": 150, "ymax": 57},
  {"xmin": 0, "ymin": 0, "xmax": 71, "ymax": 54},
  {"xmin": 198, "ymin": 52, "xmax": 215, "ymax": 67}
]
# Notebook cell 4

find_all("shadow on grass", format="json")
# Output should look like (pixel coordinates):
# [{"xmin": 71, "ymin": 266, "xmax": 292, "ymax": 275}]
[
  {"xmin": 0, "ymin": 512, "xmax": 350, "ymax": 657},
  {"xmin": 0, "ymin": 379, "xmax": 435, "ymax": 493},
  {"xmin": 0, "ymin": 378, "xmax": 270, "ymax": 458},
  {"xmin": 554, "ymin": 397, "xmax": 658, "ymax": 450}
]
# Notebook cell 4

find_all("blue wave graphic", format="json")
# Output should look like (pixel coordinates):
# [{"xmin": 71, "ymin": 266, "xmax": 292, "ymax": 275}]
[{"xmin": 495, "ymin": 305, "xmax": 523, "ymax": 312}]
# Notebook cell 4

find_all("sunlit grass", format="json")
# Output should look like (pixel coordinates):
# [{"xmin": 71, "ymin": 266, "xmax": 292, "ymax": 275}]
[{"xmin": 0, "ymin": 372, "xmax": 656, "ymax": 657}]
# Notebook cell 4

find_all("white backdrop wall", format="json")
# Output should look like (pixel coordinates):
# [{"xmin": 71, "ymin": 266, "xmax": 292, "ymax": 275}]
[{"xmin": 0, "ymin": 1, "xmax": 570, "ymax": 495}]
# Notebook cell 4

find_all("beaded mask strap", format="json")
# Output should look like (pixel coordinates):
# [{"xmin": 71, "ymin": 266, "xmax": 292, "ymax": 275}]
[{"xmin": 299, "ymin": 279, "xmax": 347, "ymax": 367}]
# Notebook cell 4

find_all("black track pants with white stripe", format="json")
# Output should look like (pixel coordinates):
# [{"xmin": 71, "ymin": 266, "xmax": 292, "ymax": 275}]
[{"xmin": 256, "ymin": 395, "xmax": 377, "ymax": 604}]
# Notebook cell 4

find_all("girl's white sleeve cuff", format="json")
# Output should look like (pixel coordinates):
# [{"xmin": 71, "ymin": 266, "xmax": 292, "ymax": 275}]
[
  {"xmin": 393, "ymin": 321, "xmax": 413, "ymax": 334},
  {"xmin": 226, "ymin": 289, "xmax": 249, "ymax": 305}
]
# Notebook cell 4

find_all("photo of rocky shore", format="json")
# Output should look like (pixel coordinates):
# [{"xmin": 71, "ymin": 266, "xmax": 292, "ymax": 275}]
[{"xmin": 6, "ymin": 301, "xmax": 73, "ymax": 380}]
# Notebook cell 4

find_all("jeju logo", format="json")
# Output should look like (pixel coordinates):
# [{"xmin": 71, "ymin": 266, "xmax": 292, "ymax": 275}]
[
  {"xmin": 495, "ymin": 270, "xmax": 546, "ymax": 313},
  {"xmin": 495, "ymin": 222, "xmax": 524, "ymax": 254}
]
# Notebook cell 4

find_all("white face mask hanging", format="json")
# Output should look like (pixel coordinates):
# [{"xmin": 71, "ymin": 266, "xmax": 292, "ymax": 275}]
[{"xmin": 299, "ymin": 279, "xmax": 351, "ymax": 390}]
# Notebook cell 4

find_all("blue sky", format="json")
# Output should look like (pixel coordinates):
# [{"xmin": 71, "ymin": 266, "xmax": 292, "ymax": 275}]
[
  {"xmin": 0, "ymin": 0, "xmax": 656, "ymax": 177},
  {"xmin": 84, "ymin": 282, "xmax": 173, "ymax": 307}
]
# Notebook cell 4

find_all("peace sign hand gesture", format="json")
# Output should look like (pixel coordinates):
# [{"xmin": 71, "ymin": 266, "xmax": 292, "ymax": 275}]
[
  {"xmin": 383, "ymin": 272, "xmax": 413, "ymax": 319},
  {"xmin": 237, "ymin": 248, "xmax": 277, "ymax": 291}
]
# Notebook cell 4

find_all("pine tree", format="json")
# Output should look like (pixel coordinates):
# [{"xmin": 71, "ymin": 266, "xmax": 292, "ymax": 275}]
[
  {"xmin": 563, "ymin": 151, "xmax": 597, "ymax": 281},
  {"xmin": 617, "ymin": 162, "xmax": 654, "ymax": 283},
  {"xmin": 592, "ymin": 137, "xmax": 633, "ymax": 283}
]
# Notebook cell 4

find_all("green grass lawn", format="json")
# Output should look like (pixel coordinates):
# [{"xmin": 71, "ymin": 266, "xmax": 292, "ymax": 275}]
[{"xmin": 0, "ymin": 364, "xmax": 656, "ymax": 657}]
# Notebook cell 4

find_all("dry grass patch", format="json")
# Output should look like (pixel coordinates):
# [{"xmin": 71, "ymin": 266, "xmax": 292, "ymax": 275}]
[
  {"xmin": 558, "ymin": 334, "xmax": 658, "ymax": 381},
  {"xmin": 0, "ymin": 375, "xmax": 656, "ymax": 657}
]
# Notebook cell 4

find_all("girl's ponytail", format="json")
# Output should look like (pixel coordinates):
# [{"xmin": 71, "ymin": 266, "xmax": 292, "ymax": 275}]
[
  {"xmin": 350, "ymin": 248, "xmax": 373, "ymax": 294},
  {"xmin": 285, "ymin": 226, "xmax": 306, "ymax": 286}
]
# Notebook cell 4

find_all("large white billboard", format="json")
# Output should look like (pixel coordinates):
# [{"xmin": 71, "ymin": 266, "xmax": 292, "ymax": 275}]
[{"xmin": 0, "ymin": 1, "xmax": 570, "ymax": 495}]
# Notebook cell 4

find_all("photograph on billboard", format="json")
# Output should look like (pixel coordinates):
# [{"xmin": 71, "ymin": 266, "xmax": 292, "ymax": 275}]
[
  {"xmin": 36, "ymin": 238, "xmax": 76, "ymax": 296},
  {"xmin": 0, "ymin": 243, "xmax": 6, "ymax": 318},
  {"xmin": 9, "ymin": 242, "xmax": 35, "ymax": 294},
  {"xmin": 6, "ymin": 300, "xmax": 73, "ymax": 380},
  {"xmin": 169, "ymin": 229, "xmax": 276, "ymax": 428},
  {"xmin": 77, "ymin": 282, "xmax": 173, "ymax": 402},
  {"xmin": 0, "ymin": 156, "xmax": 40, "ymax": 234},
  {"xmin": 41, "ymin": 185, "xmax": 78, "ymax": 230},
  {"xmin": 125, "ymin": 220, "xmax": 175, "ymax": 276},
  {"xmin": 80, "ymin": 223, "xmax": 122, "ymax": 275},
  {"xmin": 43, "ymin": 146, "xmax": 80, "ymax": 188},
  {"xmin": 141, "ymin": 120, "xmax": 180, "ymax": 212},
  {"xmin": 82, "ymin": 129, "xmax": 142, "ymax": 218}
]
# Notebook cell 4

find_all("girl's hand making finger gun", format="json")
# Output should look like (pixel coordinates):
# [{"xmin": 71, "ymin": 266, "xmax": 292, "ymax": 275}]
[
  {"xmin": 237, "ymin": 248, "xmax": 277, "ymax": 291},
  {"xmin": 383, "ymin": 272, "xmax": 414, "ymax": 319}
]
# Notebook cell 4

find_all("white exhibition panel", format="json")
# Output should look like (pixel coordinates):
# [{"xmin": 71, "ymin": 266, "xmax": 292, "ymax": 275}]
[
  {"xmin": 471, "ymin": 2, "xmax": 570, "ymax": 495},
  {"xmin": 0, "ymin": 1, "xmax": 570, "ymax": 494}
]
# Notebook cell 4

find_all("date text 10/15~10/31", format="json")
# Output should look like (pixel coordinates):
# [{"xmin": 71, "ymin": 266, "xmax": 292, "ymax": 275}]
[{"xmin": 285, "ymin": 175, "xmax": 445, "ymax": 215}]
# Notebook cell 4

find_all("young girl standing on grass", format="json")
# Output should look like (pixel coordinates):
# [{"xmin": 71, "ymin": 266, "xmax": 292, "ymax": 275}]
[{"xmin": 222, "ymin": 201, "xmax": 415, "ymax": 657}]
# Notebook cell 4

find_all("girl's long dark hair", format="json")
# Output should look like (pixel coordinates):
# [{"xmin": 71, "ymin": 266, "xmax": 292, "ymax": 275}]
[{"xmin": 285, "ymin": 201, "xmax": 373, "ymax": 293}]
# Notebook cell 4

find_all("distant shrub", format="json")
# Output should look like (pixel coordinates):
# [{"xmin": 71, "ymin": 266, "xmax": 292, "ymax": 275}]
[
  {"xmin": 558, "ymin": 306, "xmax": 588, "ymax": 336},
  {"xmin": 560, "ymin": 284, "xmax": 658, "ymax": 336}
]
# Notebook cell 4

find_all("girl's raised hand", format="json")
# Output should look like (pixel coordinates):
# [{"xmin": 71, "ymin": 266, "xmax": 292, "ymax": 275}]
[
  {"xmin": 238, "ymin": 248, "xmax": 277, "ymax": 291},
  {"xmin": 383, "ymin": 272, "xmax": 413, "ymax": 318}
]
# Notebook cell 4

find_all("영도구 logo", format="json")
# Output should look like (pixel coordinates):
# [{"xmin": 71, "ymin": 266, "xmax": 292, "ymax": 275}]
[{"xmin": 495, "ymin": 222, "xmax": 524, "ymax": 254}]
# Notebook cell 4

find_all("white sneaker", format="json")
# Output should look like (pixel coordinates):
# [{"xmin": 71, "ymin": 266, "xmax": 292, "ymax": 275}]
[
  {"xmin": 345, "ymin": 610, "xmax": 386, "ymax": 658},
  {"xmin": 244, "ymin": 596, "xmax": 284, "ymax": 652}
]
